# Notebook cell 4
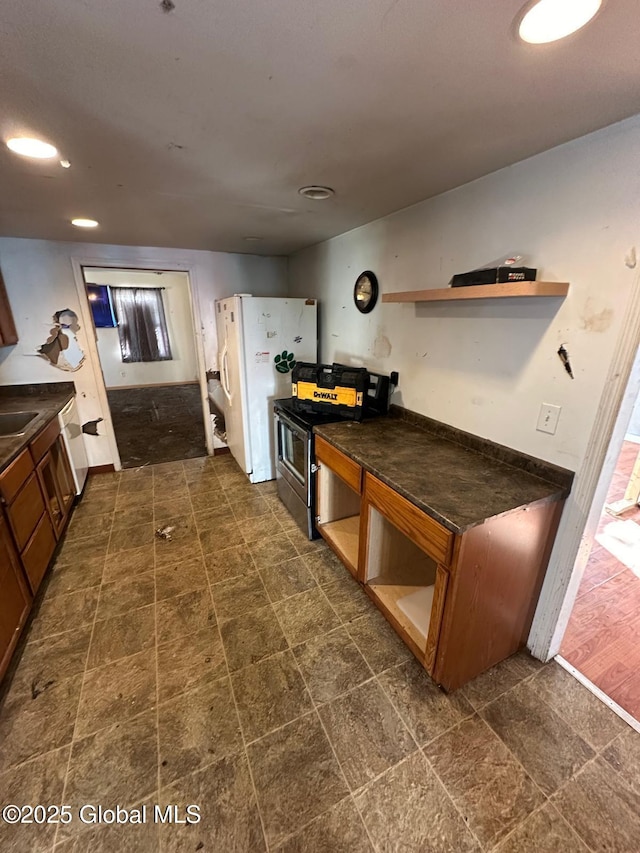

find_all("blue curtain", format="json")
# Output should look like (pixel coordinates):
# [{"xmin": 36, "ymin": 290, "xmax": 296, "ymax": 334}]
[{"xmin": 86, "ymin": 284, "xmax": 117, "ymax": 328}]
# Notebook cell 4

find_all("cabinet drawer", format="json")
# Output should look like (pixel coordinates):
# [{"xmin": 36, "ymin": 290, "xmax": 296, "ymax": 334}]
[
  {"xmin": 0, "ymin": 448, "xmax": 35, "ymax": 504},
  {"xmin": 30, "ymin": 418, "xmax": 60, "ymax": 464},
  {"xmin": 7, "ymin": 473, "xmax": 46, "ymax": 551},
  {"xmin": 316, "ymin": 436, "xmax": 362, "ymax": 494},
  {"xmin": 21, "ymin": 513, "xmax": 56, "ymax": 595},
  {"xmin": 365, "ymin": 474, "xmax": 453, "ymax": 566}
]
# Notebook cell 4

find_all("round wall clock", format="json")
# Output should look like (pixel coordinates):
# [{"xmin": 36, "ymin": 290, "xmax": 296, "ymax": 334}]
[{"xmin": 354, "ymin": 270, "xmax": 379, "ymax": 314}]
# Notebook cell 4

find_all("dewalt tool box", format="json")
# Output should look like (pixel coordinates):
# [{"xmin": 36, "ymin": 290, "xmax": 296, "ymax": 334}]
[{"xmin": 291, "ymin": 363, "xmax": 369, "ymax": 420}]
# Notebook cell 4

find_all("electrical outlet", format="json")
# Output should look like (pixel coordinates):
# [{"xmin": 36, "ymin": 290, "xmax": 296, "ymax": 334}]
[{"xmin": 537, "ymin": 403, "xmax": 561, "ymax": 435}]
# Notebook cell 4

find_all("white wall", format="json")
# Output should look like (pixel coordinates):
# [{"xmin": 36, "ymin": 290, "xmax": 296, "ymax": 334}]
[
  {"xmin": 289, "ymin": 115, "xmax": 640, "ymax": 474},
  {"xmin": 288, "ymin": 114, "xmax": 640, "ymax": 655},
  {"xmin": 85, "ymin": 268, "xmax": 198, "ymax": 388},
  {"xmin": 0, "ymin": 238, "xmax": 287, "ymax": 466},
  {"xmin": 626, "ymin": 381, "xmax": 640, "ymax": 438}
]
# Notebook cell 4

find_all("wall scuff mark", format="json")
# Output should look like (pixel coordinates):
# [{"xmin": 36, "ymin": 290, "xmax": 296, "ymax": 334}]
[
  {"xmin": 373, "ymin": 330, "xmax": 392, "ymax": 359},
  {"xmin": 580, "ymin": 297, "xmax": 613, "ymax": 333},
  {"xmin": 37, "ymin": 309, "xmax": 85, "ymax": 371}
]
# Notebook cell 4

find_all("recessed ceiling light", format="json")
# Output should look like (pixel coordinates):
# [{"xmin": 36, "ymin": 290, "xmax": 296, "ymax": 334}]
[
  {"xmin": 6, "ymin": 137, "xmax": 58, "ymax": 159},
  {"xmin": 60, "ymin": 159, "xmax": 71, "ymax": 169},
  {"xmin": 244, "ymin": 236, "xmax": 263, "ymax": 242},
  {"xmin": 518, "ymin": 0, "xmax": 601, "ymax": 44},
  {"xmin": 298, "ymin": 186, "xmax": 335, "ymax": 200},
  {"xmin": 71, "ymin": 218, "xmax": 99, "ymax": 228}
]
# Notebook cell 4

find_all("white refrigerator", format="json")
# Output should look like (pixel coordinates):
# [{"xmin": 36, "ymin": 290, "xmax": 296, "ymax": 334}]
[{"xmin": 215, "ymin": 294, "xmax": 318, "ymax": 483}]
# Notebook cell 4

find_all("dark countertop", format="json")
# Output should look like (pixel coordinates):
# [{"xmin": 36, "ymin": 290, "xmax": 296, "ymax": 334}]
[
  {"xmin": 0, "ymin": 383, "xmax": 75, "ymax": 472},
  {"xmin": 314, "ymin": 414, "xmax": 573, "ymax": 534}
]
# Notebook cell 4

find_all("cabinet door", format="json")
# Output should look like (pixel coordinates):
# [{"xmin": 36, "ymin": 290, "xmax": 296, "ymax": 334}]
[
  {"xmin": 6, "ymin": 472, "xmax": 46, "ymax": 551},
  {"xmin": 51, "ymin": 436, "xmax": 75, "ymax": 524},
  {"xmin": 37, "ymin": 439, "xmax": 75, "ymax": 539},
  {"xmin": 0, "ymin": 514, "xmax": 31, "ymax": 682},
  {"xmin": 21, "ymin": 513, "xmax": 56, "ymax": 595},
  {"xmin": 0, "ymin": 269, "xmax": 18, "ymax": 347}
]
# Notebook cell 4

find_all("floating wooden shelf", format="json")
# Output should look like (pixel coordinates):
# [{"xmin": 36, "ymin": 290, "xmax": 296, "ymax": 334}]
[{"xmin": 382, "ymin": 281, "xmax": 570, "ymax": 303}]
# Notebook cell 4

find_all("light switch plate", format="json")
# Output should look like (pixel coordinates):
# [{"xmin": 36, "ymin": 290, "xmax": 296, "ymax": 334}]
[{"xmin": 537, "ymin": 403, "xmax": 561, "ymax": 435}]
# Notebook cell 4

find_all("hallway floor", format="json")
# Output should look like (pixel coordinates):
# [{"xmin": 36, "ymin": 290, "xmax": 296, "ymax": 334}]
[
  {"xmin": 0, "ymin": 457, "xmax": 638, "ymax": 852},
  {"xmin": 561, "ymin": 440, "xmax": 640, "ymax": 720},
  {"xmin": 107, "ymin": 383, "xmax": 206, "ymax": 468}
]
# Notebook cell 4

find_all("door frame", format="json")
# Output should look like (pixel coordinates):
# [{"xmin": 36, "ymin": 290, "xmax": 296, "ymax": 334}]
[
  {"xmin": 529, "ymin": 271, "xmax": 640, "ymax": 660},
  {"xmin": 70, "ymin": 255, "xmax": 213, "ymax": 471}
]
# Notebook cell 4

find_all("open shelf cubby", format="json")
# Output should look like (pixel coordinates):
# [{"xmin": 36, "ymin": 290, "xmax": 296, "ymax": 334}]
[
  {"xmin": 316, "ymin": 464, "xmax": 361, "ymax": 574},
  {"xmin": 365, "ymin": 505, "xmax": 438, "ymax": 652},
  {"xmin": 320, "ymin": 516, "xmax": 360, "ymax": 570}
]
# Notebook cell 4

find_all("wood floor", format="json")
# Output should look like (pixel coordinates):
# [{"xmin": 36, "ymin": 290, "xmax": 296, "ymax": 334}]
[{"xmin": 561, "ymin": 440, "xmax": 640, "ymax": 721}]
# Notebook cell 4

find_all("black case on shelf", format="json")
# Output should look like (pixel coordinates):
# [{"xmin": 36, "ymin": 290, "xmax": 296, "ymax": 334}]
[{"xmin": 451, "ymin": 267, "xmax": 537, "ymax": 287}]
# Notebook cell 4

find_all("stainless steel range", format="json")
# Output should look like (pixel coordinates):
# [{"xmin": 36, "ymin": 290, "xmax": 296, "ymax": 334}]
[{"xmin": 273, "ymin": 398, "xmax": 337, "ymax": 539}]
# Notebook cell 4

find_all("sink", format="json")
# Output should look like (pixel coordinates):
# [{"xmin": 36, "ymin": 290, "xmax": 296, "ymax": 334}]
[{"xmin": 0, "ymin": 411, "xmax": 40, "ymax": 437}]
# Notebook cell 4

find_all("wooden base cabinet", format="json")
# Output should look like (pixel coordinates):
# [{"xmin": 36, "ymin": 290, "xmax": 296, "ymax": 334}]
[
  {"xmin": 0, "ymin": 515, "xmax": 32, "ymax": 681},
  {"xmin": 359, "ymin": 472, "xmax": 564, "ymax": 692},
  {"xmin": 0, "ymin": 416, "xmax": 74, "ymax": 601},
  {"xmin": 0, "ymin": 408, "xmax": 77, "ymax": 683}
]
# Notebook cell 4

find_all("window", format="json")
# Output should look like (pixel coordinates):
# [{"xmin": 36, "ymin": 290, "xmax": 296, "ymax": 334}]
[{"xmin": 111, "ymin": 287, "xmax": 172, "ymax": 363}]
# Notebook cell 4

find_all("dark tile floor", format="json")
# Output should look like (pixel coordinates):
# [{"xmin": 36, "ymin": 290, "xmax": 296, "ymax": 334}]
[
  {"xmin": 0, "ymin": 457, "xmax": 638, "ymax": 852},
  {"xmin": 107, "ymin": 384, "xmax": 207, "ymax": 468}
]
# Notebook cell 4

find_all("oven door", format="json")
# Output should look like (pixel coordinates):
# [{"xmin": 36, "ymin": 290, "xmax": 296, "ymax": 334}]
[{"xmin": 276, "ymin": 411, "xmax": 310, "ymax": 503}]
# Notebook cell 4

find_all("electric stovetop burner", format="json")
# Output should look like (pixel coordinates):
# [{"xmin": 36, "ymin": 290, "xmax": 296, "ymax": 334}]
[{"xmin": 274, "ymin": 397, "xmax": 343, "ymax": 429}]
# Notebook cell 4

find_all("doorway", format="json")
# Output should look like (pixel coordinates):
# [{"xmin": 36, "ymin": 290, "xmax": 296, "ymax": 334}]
[
  {"xmin": 558, "ymin": 368, "xmax": 640, "ymax": 726},
  {"xmin": 82, "ymin": 267, "xmax": 208, "ymax": 468}
]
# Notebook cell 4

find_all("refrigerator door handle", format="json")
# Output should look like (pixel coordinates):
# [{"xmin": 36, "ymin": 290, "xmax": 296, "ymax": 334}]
[{"xmin": 221, "ymin": 341, "xmax": 232, "ymax": 402}]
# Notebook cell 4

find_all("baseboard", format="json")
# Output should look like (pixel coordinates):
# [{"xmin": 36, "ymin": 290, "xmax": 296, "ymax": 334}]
[
  {"xmin": 555, "ymin": 655, "xmax": 640, "ymax": 732},
  {"xmin": 213, "ymin": 447, "xmax": 231, "ymax": 456},
  {"xmin": 88, "ymin": 464, "xmax": 116, "ymax": 475},
  {"xmin": 105, "ymin": 380, "xmax": 200, "ymax": 391}
]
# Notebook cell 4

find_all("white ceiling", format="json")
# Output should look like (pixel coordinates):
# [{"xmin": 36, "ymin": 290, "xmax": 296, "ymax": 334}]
[{"xmin": 1, "ymin": 0, "xmax": 639, "ymax": 256}]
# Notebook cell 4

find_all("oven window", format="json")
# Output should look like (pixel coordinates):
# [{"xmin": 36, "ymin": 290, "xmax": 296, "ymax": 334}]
[{"xmin": 280, "ymin": 421, "xmax": 306, "ymax": 483}]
